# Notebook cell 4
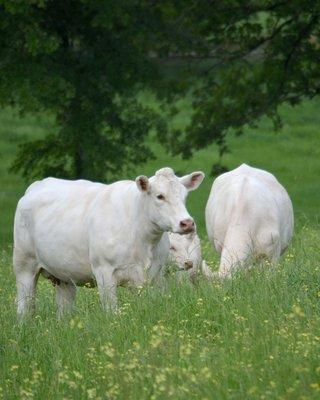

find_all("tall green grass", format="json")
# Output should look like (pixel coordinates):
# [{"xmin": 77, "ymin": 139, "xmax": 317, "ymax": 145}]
[{"xmin": 0, "ymin": 226, "xmax": 319, "ymax": 399}]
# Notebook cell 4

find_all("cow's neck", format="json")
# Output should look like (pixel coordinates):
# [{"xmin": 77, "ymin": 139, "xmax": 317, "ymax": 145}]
[{"xmin": 135, "ymin": 195, "xmax": 163, "ymax": 247}]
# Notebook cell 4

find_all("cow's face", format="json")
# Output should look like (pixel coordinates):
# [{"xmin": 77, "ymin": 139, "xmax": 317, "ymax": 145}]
[
  {"xmin": 168, "ymin": 232, "xmax": 202, "ymax": 271},
  {"xmin": 135, "ymin": 167, "xmax": 204, "ymax": 234}
]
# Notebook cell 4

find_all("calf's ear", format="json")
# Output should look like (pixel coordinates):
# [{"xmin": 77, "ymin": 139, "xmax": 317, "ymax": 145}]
[
  {"xmin": 135, "ymin": 175, "xmax": 150, "ymax": 193},
  {"xmin": 180, "ymin": 171, "xmax": 205, "ymax": 191}
]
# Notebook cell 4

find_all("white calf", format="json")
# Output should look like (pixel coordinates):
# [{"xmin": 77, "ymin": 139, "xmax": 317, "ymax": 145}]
[
  {"xmin": 168, "ymin": 232, "xmax": 216, "ymax": 280},
  {"xmin": 168, "ymin": 232, "xmax": 202, "ymax": 280}
]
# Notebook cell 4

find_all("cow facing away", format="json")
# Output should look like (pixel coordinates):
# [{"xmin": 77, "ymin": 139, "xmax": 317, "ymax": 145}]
[
  {"xmin": 205, "ymin": 164, "xmax": 294, "ymax": 278},
  {"xmin": 13, "ymin": 167, "xmax": 204, "ymax": 319}
]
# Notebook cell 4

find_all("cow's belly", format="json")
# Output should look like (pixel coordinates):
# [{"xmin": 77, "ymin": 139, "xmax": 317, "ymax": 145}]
[
  {"xmin": 36, "ymin": 245, "xmax": 93, "ymax": 284},
  {"xmin": 33, "ymin": 218, "xmax": 92, "ymax": 284},
  {"xmin": 37, "ymin": 243, "xmax": 150, "ymax": 286},
  {"xmin": 37, "ymin": 253, "xmax": 93, "ymax": 284},
  {"xmin": 35, "ymin": 235, "xmax": 154, "ymax": 286}
]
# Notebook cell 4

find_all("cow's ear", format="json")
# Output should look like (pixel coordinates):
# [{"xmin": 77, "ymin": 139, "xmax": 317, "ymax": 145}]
[
  {"xmin": 180, "ymin": 171, "xmax": 205, "ymax": 191},
  {"xmin": 135, "ymin": 175, "xmax": 150, "ymax": 193}
]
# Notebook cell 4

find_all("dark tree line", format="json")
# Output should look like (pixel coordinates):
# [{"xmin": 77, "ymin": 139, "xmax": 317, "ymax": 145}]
[{"xmin": 0, "ymin": 0, "xmax": 319, "ymax": 181}]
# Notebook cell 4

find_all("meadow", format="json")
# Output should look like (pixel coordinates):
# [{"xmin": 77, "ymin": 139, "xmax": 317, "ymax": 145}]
[{"xmin": 0, "ymin": 98, "xmax": 320, "ymax": 399}]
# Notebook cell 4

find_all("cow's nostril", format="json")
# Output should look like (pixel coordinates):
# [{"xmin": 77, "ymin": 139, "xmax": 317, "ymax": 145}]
[{"xmin": 184, "ymin": 260, "xmax": 193, "ymax": 270}]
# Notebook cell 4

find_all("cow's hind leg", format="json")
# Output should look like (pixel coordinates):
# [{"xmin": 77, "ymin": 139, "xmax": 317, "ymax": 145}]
[
  {"xmin": 13, "ymin": 251, "xmax": 40, "ymax": 321},
  {"xmin": 55, "ymin": 281, "xmax": 76, "ymax": 318},
  {"xmin": 258, "ymin": 230, "xmax": 281, "ymax": 265},
  {"xmin": 92, "ymin": 266, "xmax": 117, "ymax": 312}
]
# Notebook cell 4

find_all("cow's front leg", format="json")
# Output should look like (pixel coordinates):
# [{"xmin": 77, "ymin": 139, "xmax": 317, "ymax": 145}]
[
  {"xmin": 149, "ymin": 261, "xmax": 166, "ymax": 285},
  {"xmin": 55, "ymin": 281, "xmax": 76, "ymax": 318},
  {"xmin": 92, "ymin": 266, "xmax": 117, "ymax": 311}
]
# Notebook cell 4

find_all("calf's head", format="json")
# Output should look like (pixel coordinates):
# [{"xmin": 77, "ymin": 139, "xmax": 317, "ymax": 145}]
[
  {"xmin": 136, "ymin": 167, "xmax": 204, "ymax": 234},
  {"xmin": 168, "ymin": 232, "xmax": 202, "ymax": 271}
]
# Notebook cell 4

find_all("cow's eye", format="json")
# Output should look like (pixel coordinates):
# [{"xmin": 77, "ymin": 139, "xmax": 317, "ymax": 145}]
[
  {"xmin": 170, "ymin": 246, "xmax": 176, "ymax": 251},
  {"xmin": 157, "ymin": 194, "xmax": 165, "ymax": 200}
]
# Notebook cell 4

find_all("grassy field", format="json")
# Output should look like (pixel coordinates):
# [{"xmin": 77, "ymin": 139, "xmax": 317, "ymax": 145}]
[
  {"xmin": 0, "ymin": 99, "xmax": 320, "ymax": 399},
  {"xmin": 1, "ymin": 232, "xmax": 320, "ymax": 400}
]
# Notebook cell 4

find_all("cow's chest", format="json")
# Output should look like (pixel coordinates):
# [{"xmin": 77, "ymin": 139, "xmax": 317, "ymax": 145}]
[
  {"xmin": 97, "ymin": 237, "xmax": 153, "ymax": 266},
  {"xmin": 115, "ymin": 246, "xmax": 153, "ymax": 284},
  {"xmin": 114, "ymin": 263, "xmax": 148, "ymax": 286}
]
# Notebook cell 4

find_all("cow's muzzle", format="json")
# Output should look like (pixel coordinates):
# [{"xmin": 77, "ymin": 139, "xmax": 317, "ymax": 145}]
[{"xmin": 179, "ymin": 218, "xmax": 195, "ymax": 234}]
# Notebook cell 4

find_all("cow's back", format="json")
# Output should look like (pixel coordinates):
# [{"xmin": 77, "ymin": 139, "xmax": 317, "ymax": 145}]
[
  {"xmin": 15, "ymin": 177, "xmax": 104, "ymax": 237},
  {"xmin": 24, "ymin": 177, "xmax": 104, "ymax": 197}
]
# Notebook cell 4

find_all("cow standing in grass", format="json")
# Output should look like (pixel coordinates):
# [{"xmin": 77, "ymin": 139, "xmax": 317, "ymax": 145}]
[
  {"xmin": 205, "ymin": 164, "xmax": 294, "ymax": 278},
  {"xmin": 13, "ymin": 167, "xmax": 204, "ymax": 319}
]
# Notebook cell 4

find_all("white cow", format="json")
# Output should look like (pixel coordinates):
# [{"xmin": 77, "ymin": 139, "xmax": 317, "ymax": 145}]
[
  {"xmin": 205, "ymin": 164, "xmax": 294, "ymax": 278},
  {"xmin": 13, "ymin": 167, "xmax": 204, "ymax": 319}
]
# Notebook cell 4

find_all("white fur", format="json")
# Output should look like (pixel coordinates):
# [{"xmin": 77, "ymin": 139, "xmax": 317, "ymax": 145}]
[
  {"xmin": 13, "ymin": 168, "xmax": 204, "ymax": 319},
  {"xmin": 205, "ymin": 164, "xmax": 294, "ymax": 278}
]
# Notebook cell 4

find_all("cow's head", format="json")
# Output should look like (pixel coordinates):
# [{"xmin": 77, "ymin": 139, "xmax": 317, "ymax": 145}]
[
  {"xmin": 135, "ymin": 167, "xmax": 204, "ymax": 234},
  {"xmin": 168, "ymin": 232, "xmax": 202, "ymax": 272}
]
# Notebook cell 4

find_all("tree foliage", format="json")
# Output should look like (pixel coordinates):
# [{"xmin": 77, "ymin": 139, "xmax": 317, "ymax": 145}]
[
  {"xmin": 0, "ymin": 0, "xmax": 171, "ymax": 180},
  {"xmin": 1, "ymin": 0, "xmax": 320, "ymax": 180},
  {"xmin": 162, "ymin": 0, "xmax": 320, "ymax": 166}
]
